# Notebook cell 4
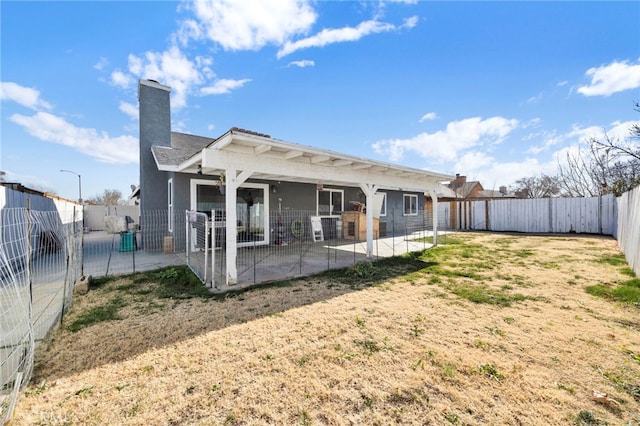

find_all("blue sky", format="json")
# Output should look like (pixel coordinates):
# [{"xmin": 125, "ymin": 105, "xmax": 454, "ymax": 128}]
[{"xmin": 1, "ymin": 0, "xmax": 639, "ymax": 202}]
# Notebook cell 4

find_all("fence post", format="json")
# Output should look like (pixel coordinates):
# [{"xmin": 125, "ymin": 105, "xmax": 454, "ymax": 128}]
[
  {"xmin": 60, "ymin": 207, "xmax": 74, "ymax": 326},
  {"xmin": 185, "ymin": 210, "xmax": 189, "ymax": 266},
  {"xmin": 26, "ymin": 199, "xmax": 33, "ymax": 307},
  {"xmin": 327, "ymin": 233, "xmax": 330, "ymax": 270},
  {"xmin": 132, "ymin": 232, "xmax": 136, "ymax": 274},
  {"xmin": 392, "ymin": 208, "xmax": 395, "ymax": 257},
  {"xmin": 485, "ymin": 200, "xmax": 489, "ymax": 231},
  {"xmin": 211, "ymin": 209, "xmax": 216, "ymax": 289}
]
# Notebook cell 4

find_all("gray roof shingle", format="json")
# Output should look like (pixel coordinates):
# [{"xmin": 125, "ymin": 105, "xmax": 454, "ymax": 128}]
[{"xmin": 151, "ymin": 132, "xmax": 214, "ymax": 166}]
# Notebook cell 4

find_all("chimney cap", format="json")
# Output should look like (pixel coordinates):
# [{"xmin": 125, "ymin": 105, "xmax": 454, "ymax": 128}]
[{"xmin": 138, "ymin": 79, "xmax": 171, "ymax": 92}]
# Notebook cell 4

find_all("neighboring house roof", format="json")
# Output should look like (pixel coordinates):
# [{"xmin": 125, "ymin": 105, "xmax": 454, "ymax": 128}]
[
  {"xmin": 457, "ymin": 181, "xmax": 483, "ymax": 197},
  {"xmin": 477, "ymin": 189, "xmax": 517, "ymax": 198},
  {"xmin": 152, "ymin": 127, "xmax": 454, "ymax": 193},
  {"xmin": 434, "ymin": 184, "xmax": 461, "ymax": 199}
]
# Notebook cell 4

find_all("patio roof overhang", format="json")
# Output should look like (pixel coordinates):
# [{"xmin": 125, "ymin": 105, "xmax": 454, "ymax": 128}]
[
  {"xmin": 154, "ymin": 128, "xmax": 454, "ymax": 288},
  {"xmin": 156, "ymin": 128, "xmax": 454, "ymax": 193}
]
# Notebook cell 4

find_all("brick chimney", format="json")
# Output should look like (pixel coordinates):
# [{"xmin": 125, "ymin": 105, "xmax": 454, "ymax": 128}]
[{"xmin": 450, "ymin": 173, "xmax": 467, "ymax": 189}]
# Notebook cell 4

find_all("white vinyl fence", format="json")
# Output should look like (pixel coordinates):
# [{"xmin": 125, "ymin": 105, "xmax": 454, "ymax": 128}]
[
  {"xmin": 83, "ymin": 204, "xmax": 140, "ymax": 231},
  {"xmin": 440, "ymin": 195, "xmax": 617, "ymax": 235},
  {"xmin": 616, "ymin": 186, "xmax": 640, "ymax": 275}
]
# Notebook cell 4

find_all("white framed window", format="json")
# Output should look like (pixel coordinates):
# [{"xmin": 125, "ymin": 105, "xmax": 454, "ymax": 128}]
[
  {"xmin": 403, "ymin": 194, "xmax": 418, "ymax": 216},
  {"xmin": 317, "ymin": 188, "xmax": 344, "ymax": 216},
  {"xmin": 167, "ymin": 178, "xmax": 174, "ymax": 232},
  {"xmin": 379, "ymin": 192, "xmax": 387, "ymax": 216}
]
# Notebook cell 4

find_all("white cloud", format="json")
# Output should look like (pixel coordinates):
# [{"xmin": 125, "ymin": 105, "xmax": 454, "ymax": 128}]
[
  {"xmin": 119, "ymin": 101, "xmax": 138, "ymax": 120},
  {"xmin": 277, "ymin": 19, "xmax": 399, "ymax": 58},
  {"xmin": 125, "ymin": 45, "xmax": 206, "ymax": 109},
  {"xmin": 484, "ymin": 158, "xmax": 555, "ymax": 188},
  {"xmin": 174, "ymin": 19, "xmax": 202, "ymax": 46},
  {"xmin": 200, "ymin": 78, "xmax": 252, "ymax": 95},
  {"xmin": 403, "ymin": 15, "xmax": 419, "ymax": 29},
  {"xmin": 608, "ymin": 120, "xmax": 640, "ymax": 141},
  {"xmin": 523, "ymin": 92, "xmax": 543, "ymax": 105},
  {"xmin": 287, "ymin": 60, "xmax": 315, "ymax": 68},
  {"xmin": 525, "ymin": 130, "xmax": 564, "ymax": 155},
  {"xmin": 185, "ymin": 0, "xmax": 317, "ymax": 51},
  {"xmin": 94, "ymin": 57, "xmax": 109, "ymax": 71},
  {"xmin": 110, "ymin": 70, "xmax": 135, "ymax": 89},
  {"xmin": 577, "ymin": 58, "xmax": 640, "ymax": 96},
  {"xmin": 372, "ymin": 116, "xmax": 519, "ymax": 163},
  {"xmin": 451, "ymin": 152, "xmax": 556, "ymax": 188},
  {"xmin": 454, "ymin": 151, "xmax": 495, "ymax": 173},
  {"xmin": 9, "ymin": 112, "xmax": 138, "ymax": 164},
  {"xmin": 0, "ymin": 82, "xmax": 52, "ymax": 110},
  {"xmin": 443, "ymin": 120, "xmax": 640, "ymax": 189},
  {"xmin": 419, "ymin": 112, "xmax": 438, "ymax": 122}
]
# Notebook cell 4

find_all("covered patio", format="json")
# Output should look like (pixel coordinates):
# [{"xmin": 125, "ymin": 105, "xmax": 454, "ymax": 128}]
[{"xmin": 156, "ymin": 127, "xmax": 453, "ymax": 289}]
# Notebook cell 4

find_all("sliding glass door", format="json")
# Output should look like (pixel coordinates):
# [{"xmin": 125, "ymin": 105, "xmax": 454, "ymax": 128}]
[{"xmin": 190, "ymin": 179, "xmax": 269, "ymax": 247}]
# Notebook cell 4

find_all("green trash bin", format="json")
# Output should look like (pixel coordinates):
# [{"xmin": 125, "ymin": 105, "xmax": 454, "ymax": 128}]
[{"xmin": 119, "ymin": 231, "xmax": 137, "ymax": 252}]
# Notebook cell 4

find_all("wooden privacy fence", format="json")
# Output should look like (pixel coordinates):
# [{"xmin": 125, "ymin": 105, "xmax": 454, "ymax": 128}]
[
  {"xmin": 616, "ymin": 186, "xmax": 640, "ymax": 275},
  {"xmin": 440, "ymin": 195, "xmax": 618, "ymax": 235}
]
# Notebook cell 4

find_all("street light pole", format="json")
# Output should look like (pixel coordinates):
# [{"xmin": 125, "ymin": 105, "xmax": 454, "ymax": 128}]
[
  {"xmin": 60, "ymin": 169, "xmax": 82, "ymax": 203},
  {"xmin": 60, "ymin": 168, "xmax": 85, "ymax": 276}
]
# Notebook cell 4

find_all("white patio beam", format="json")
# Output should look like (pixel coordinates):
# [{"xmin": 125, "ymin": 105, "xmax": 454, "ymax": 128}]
[
  {"xmin": 332, "ymin": 159, "xmax": 352, "ymax": 167},
  {"xmin": 254, "ymin": 144, "xmax": 271, "ymax": 155},
  {"xmin": 352, "ymin": 163, "xmax": 373, "ymax": 170},
  {"xmin": 310, "ymin": 155, "xmax": 331, "ymax": 164},
  {"xmin": 202, "ymin": 149, "xmax": 439, "ymax": 193},
  {"xmin": 284, "ymin": 150, "xmax": 304, "ymax": 159}
]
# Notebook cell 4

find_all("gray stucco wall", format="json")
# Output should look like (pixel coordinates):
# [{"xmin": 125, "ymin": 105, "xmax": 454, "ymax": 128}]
[
  {"xmin": 175, "ymin": 176, "xmax": 427, "ymax": 239},
  {"xmin": 381, "ymin": 190, "xmax": 428, "ymax": 236}
]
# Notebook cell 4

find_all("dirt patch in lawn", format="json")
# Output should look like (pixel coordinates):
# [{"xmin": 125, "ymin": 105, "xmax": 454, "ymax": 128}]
[{"xmin": 11, "ymin": 232, "xmax": 640, "ymax": 425}]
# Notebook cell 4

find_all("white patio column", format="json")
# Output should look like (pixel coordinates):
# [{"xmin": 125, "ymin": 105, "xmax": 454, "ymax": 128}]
[
  {"xmin": 224, "ymin": 169, "xmax": 253, "ymax": 286},
  {"xmin": 429, "ymin": 190, "xmax": 439, "ymax": 246},
  {"xmin": 359, "ymin": 183, "xmax": 379, "ymax": 258},
  {"xmin": 225, "ymin": 168, "xmax": 238, "ymax": 285}
]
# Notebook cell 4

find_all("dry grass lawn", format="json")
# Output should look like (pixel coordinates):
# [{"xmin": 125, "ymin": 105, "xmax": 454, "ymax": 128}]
[{"xmin": 10, "ymin": 232, "xmax": 640, "ymax": 425}]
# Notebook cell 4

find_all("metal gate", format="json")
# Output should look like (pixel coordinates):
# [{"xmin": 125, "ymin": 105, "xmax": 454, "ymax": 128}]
[{"xmin": 185, "ymin": 210, "xmax": 214, "ymax": 287}]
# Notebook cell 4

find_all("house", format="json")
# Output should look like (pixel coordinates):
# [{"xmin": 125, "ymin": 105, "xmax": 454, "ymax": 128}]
[
  {"xmin": 137, "ymin": 79, "xmax": 454, "ymax": 286},
  {"xmin": 424, "ymin": 175, "xmax": 516, "ymax": 230},
  {"xmin": 444, "ymin": 174, "xmax": 515, "ymax": 200}
]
